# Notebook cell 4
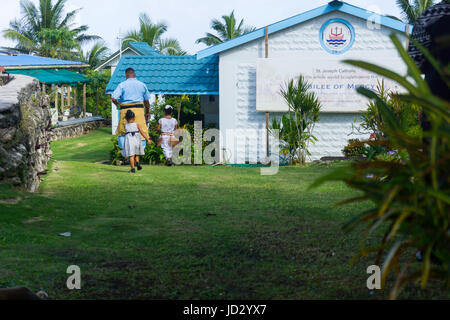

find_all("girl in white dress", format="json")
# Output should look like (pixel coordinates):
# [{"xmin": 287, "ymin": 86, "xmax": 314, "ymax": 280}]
[
  {"xmin": 122, "ymin": 110, "xmax": 152, "ymax": 173},
  {"xmin": 157, "ymin": 105, "xmax": 178, "ymax": 166}
]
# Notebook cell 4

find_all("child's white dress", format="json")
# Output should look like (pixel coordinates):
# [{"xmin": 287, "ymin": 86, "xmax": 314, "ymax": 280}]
[
  {"xmin": 121, "ymin": 122, "xmax": 145, "ymax": 157},
  {"xmin": 159, "ymin": 117, "xmax": 177, "ymax": 159}
]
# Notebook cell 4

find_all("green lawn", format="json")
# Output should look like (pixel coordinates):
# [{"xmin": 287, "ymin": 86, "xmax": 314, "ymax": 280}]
[{"xmin": 0, "ymin": 128, "xmax": 447, "ymax": 299}]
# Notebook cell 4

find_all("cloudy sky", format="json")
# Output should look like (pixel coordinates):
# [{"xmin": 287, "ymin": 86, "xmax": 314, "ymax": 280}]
[{"xmin": 0, "ymin": 0, "xmax": 405, "ymax": 55}]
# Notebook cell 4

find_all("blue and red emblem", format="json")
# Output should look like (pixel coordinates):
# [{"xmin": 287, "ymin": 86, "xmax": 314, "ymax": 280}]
[
  {"xmin": 320, "ymin": 19, "xmax": 355, "ymax": 54},
  {"xmin": 326, "ymin": 27, "xmax": 347, "ymax": 48}
]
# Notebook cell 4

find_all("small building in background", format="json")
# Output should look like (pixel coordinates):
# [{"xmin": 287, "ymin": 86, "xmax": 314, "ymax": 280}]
[
  {"xmin": 95, "ymin": 42, "xmax": 162, "ymax": 74},
  {"xmin": 107, "ymin": 1, "xmax": 413, "ymax": 163}
]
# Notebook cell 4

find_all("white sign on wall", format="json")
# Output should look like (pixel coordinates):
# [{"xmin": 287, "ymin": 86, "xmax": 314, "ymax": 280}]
[{"xmin": 256, "ymin": 58, "xmax": 406, "ymax": 113}]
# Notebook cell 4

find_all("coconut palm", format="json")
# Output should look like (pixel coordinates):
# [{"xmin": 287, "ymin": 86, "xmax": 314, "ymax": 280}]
[
  {"xmin": 196, "ymin": 11, "xmax": 255, "ymax": 46},
  {"xmin": 78, "ymin": 41, "xmax": 110, "ymax": 68},
  {"xmin": 396, "ymin": 0, "xmax": 435, "ymax": 23},
  {"xmin": 3, "ymin": 0, "xmax": 99, "ymax": 55},
  {"xmin": 38, "ymin": 28, "xmax": 78, "ymax": 59},
  {"xmin": 123, "ymin": 13, "xmax": 184, "ymax": 55}
]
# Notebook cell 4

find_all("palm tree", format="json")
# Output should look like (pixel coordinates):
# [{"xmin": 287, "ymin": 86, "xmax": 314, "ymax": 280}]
[
  {"xmin": 38, "ymin": 28, "xmax": 78, "ymax": 59},
  {"xmin": 78, "ymin": 41, "xmax": 110, "ymax": 68},
  {"xmin": 3, "ymin": 0, "xmax": 99, "ymax": 55},
  {"xmin": 396, "ymin": 0, "xmax": 435, "ymax": 23},
  {"xmin": 123, "ymin": 13, "xmax": 185, "ymax": 55},
  {"xmin": 196, "ymin": 11, "xmax": 255, "ymax": 46}
]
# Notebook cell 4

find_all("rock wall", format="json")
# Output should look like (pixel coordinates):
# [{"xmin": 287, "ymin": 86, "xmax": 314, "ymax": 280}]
[
  {"xmin": 0, "ymin": 75, "xmax": 52, "ymax": 192},
  {"xmin": 51, "ymin": 119, "xmax": 110, "ymax": 142}
]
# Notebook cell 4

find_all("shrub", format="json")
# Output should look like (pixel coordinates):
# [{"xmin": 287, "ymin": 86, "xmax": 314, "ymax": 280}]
[
  {"xmin": 142, "ymin": 143, "xmax": 165, "ymax": 164},
  {"xmin": 312, "ymin": 34, "xmax": 450, "ymax": 298},
  {"xmin": 353, "ymin": 80, "xmax": 422, "ymax": 141},
  {"xmin": 270, "ymin": 75, "xmax": 322, "ymax": 165},
  {"xmin": 342, "ymin": 139, "xmax": 366, "ymax": 158},
  {"xmin": 110, "ymin": 136, "xmax": 123, "ymax": 165},
  {"xmin": 110, "ymin": 133, "xmax": 165, "ymax": 166},
  {"xmin": 342, "ymin": 138, "xmax": 393, "ymax": 160},
  {"xmin": 174, "ymin": 122, "xmax": 218, "ymax": 165}
]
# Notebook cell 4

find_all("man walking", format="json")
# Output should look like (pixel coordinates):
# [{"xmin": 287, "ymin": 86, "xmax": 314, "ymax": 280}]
[{"xmin": 111, "ymin": 68, "xmax": 151, "ymax": 150}]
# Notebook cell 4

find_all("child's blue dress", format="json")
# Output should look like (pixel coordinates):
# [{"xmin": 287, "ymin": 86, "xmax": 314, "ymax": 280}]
[{"xmin": 121, "ymin": 123, "xmax": 145, "ymax": 157}]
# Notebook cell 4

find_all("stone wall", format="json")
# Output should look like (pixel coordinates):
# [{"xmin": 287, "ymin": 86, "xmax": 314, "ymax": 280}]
[
  {"xmin": 51, "ymin": 119, "xmax": 110, "ymax": 142},
  {"xmin": 0, "ymin": 75, "xmax": 52, "ymax": 192}
]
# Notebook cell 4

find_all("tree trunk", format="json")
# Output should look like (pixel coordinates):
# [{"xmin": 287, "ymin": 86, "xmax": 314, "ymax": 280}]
[
  {"xmin": 96, "ymin": 91, "xmax": 99, "ymax": 116},
  {"xmin": 177, "ymin": 100, "xmax": 182, "ymax": 124}
]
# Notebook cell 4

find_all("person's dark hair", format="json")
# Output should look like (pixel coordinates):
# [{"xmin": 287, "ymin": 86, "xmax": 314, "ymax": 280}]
[
  {"xmin": 125, "ymin": 110, "xmax": 135, "ymax": 121},
  {"xmin": 164, "ymin": 105, "xmax": 173, "ymax": 115},
  {"xmin": 125, "ymin": 68, "xmax": 135, "ymax": 75}
]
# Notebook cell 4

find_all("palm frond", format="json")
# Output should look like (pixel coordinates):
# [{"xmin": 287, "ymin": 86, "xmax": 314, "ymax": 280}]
[
  {"xmin": 197, "ymin": 11, "xmax": 255, "ymax": 46},
  {"xmin": 58, "ymin": 8, "xmax": 81, "ymax": 29},
  {"xmin": 2, "ymin": 29, "xmax": 36, "ymax": 53},
  {"xmin": 396, "ymin": 0, "xmax": 435, "ymax": 23},
  {"xmin": 158, "ymin": 38, "xmax": 184, "ymax": 55},
  {"xmin": 195, "ymin": 33, "xmax": 223, "ymax": 45}
]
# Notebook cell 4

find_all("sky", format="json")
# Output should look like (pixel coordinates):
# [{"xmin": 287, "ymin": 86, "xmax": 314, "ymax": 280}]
[{"xmin": 0, "ymin": 0, "xmax": 405, "ymax": 55}]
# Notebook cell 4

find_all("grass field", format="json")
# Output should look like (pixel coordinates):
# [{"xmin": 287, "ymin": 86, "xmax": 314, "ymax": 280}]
[{"xmin": 0, "ymin": 127, "xmax": 447, "ymax": 299}]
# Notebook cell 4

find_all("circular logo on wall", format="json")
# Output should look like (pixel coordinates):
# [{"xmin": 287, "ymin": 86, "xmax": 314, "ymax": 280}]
[{"xmin": 319, "ymin": 19, "xmax": 355, "ymax": 54}]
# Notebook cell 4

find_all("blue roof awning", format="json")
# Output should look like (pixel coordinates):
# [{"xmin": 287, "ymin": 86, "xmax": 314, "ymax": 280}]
[
  {"xmin": 0, "ymin": 54, "xmax": 88, "ymax": 70},
  {"xmin": 105, "ymin": 55, "xmax": 219, "ymax": 95}
]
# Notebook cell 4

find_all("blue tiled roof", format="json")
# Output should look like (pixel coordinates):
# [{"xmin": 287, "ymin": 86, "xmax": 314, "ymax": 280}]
[
  {"xmin": 128, "ymin": 42, "xmax": 162, "ymax": 56},
  {"xmin": 0, "ymin": 53, "xmax": 87, "ymax": 69},
  {"xmin": 105, "ymin": 55, "xmax": 219, "ymax": 95}
]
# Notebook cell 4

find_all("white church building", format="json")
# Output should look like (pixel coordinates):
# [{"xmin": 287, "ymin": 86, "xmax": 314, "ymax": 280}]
[{"xmin": 107, "ymin": 1, "xmax": 412, "ymax": 163}]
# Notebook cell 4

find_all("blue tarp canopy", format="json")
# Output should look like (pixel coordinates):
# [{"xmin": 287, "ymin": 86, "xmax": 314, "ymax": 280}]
[{"xmin": 7, "ymin": 69, "xmax": 89, "ymax": 85}]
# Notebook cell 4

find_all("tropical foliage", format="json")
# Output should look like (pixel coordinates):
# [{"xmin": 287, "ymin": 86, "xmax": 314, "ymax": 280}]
[
  {"xmin": 77, "ymin": 41, "xmax": 110, "ymax": 69},
  {"xmin": 342, "ymin": 139, "xmax": 369, "ymax": 158},
  {"xmin": 80, "ymin": 69, "xmax": 111, "ymax": 118},
  {"xmin": 123, "ymin": 13, "xmax": 184, "ymax": 55},
  {"xmin": 110, "ymin": 120, "xmax": 165, "ymax": 166},
  {"xmin": 342, "ymin": 138, "xmax": 393, "ymax": 161},
  {"xmin": 270, "ymin": 75, "xmax": 321, "ymax": 165},
  {"xmin": 312, "ymin": 34, "xmax": 450, "ymax": 299},
  {"xmin": 196, "ymin": 11, "xmax": 255, "ymax": 46},
  {"xmin": 36, "ymin": 28, "xmax": 78, "ymax": 59},
  {"xmin": 151, "ymin": 95, "xmax": 203, "ymax": 126},
  {"xmin": 3, "ymin": 0, "xmax": 99, "ymax": 56},
  {"xmin": 353, "ymin": 80, "xmax": 422, "ymax": 141},
  {"xmin": 395, "ymin": 0, "xmax": 435, "ymax": 23}
]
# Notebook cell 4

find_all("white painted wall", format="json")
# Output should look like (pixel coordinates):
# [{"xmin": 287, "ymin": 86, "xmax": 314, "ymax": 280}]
[{"xmin": 218, "ymin": 11, "xmax": 407, "ymax": 163}]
